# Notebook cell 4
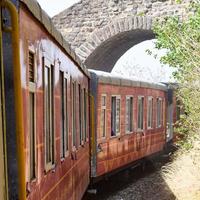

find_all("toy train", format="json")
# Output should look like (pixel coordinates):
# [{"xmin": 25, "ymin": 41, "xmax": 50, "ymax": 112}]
[{"xmin": 0, "ymin": 0, "xmax": 178, "ymax": 199}]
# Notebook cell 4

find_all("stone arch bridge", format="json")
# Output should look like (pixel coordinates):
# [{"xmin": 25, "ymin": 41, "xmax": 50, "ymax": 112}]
[{"xmin": 53, "ymin": 0, "xmax": 189, "ymax": 72}]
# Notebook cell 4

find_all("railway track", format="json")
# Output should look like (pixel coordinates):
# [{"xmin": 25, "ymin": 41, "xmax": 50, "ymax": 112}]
[{"xmin": 84, "ymin": 151, "xmax": 175, "ymax": 200}]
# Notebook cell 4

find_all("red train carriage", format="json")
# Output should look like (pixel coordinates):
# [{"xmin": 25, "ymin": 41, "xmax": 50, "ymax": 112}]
[
  {"xmin": 20, "ymin": 1, "xmax": 90, "ymax": 199},
  {"xmin": 1, "ymin": 0, "xmax": 90, "ymax": 199},
  {"xmin": 89, "ymin": 70, "xmax": 169, "ymax": 179}
]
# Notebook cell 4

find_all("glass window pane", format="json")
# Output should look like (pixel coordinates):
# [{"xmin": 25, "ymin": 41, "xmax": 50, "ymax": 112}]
[
  {"xmin": 126, "ymin": 98, "xmax": 129, "ymax": 132},
  {"xmin": 111, "ymin": 97, "xmax": 116, "ymax": 136},
  {"xmin": 148, "ymin": 98, "xmax": 153, "ymax": 128},
  {"xmin": 130, "ymin": 97, "xmax": 133, "ymax": 131},
  {"xmin": 126, "ymin": 97, "xmax": 133, "ymax": 132},
  {"xmin": 116, "ymin": 99, "xmax": 120, "ymax": 134},
  {"xmin": 72, "ymin": 82, "xmax": 76, "ymax": 147},
  {"xmin": 101, "ymin": 95, "xmax": 106, "ymax": 138},
  {"xmin": 29, "ymin": 92, "xmax": 35, "ymax": 179},
  {"xmin": 102, "ymin": 96, "xmax": 106, "ymax": 107},
  {"xmin": 65, "ymin": 79, "xmax": 68, "ymax": 151},
  {"xmin": 138, "ymin": 97, "xmax": 144, "ymax": 129}
]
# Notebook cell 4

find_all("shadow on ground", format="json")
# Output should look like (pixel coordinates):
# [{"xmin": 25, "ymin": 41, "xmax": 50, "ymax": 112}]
[{"xmin": 83, "ymin": 151, "xmax": 177, "ymax": 200}]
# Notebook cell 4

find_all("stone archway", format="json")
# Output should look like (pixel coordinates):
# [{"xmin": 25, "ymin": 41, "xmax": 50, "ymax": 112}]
[
  {"xmin": 76, "ymin": 16, "xmax": 154, "ymax": 71},
  {"xmin": 53, "ymin": 0, "xmax": 189, "ymax": 71}
]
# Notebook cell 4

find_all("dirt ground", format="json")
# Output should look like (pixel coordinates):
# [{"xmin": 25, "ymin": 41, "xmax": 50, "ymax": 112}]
[{"xmin": 84, "ymin": 152, "xmax": 176, "ymax": 200}]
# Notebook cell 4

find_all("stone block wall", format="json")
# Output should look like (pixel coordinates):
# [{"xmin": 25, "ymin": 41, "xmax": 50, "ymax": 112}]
[{"xmin": 53, "ymin": 0, "xmax": 190, "ymax": 53}]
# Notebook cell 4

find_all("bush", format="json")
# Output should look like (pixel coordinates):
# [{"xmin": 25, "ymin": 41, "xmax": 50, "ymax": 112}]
[{"xmin": 153, "ymin": 1, "xmax": 200, "ymax": 149}]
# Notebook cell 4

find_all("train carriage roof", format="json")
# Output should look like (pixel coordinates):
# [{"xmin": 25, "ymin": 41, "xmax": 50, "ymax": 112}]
[
  {"xmin": 89, "ymin": 69, "xmax": 168, "ymax": 91},
  {"xmin": 20, "ymin": 0, "xmax": 90, "ymax": 77}
]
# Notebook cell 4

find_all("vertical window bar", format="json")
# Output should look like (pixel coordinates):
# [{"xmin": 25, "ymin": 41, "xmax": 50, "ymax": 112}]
[
  {"xmin": 126, "ymin": 98, "xmax": 129, "ymax": 132},
  {"xmin": 86, "ymin": 91, "xmax": 88, "ymax": 141},
  {"xmin": 50, "ymin": 65, "xmax": 54, "ymax": 163},
  {"xmin": 29, "ymin": 50, "xmax": 36, "ymax": 180},
  {"xmin": 60, "ymin": 72, "xmax": 68, "ymax": 157},
  {"xmin": 65, "ymin": 77, "xmax": 68, "ymax": 152},
  {"xmin": 83, "ymin": 89, "xmax": 87, "ymax": 142},
  {"xmin": 72, "ymin": 82, "xmax": 76, "ymax": 147},
  {"xmin": 60, "ymin": 72, "xmax": 65, "ymax": 158},
  {"xmin": 138, "ymin": 97, "xmax": 144, "ymax": 130},
  {"xmin": 116, "ymin": 98, "xmax": 120, "ymax": 134},
  {"xmin": 129, "ymin": 97, "xmax": 133, "ymax": 132},
  {"xmin": 157, "ymin": 98, "xmax": 162, "ymax": 127},
  {"xmin": 126, "ymin": 97, "xmax": 133, "ymax": 133},
  {"xmin": 147, "ymin": 97, "xmax": 153, "ymax": 128},
  {"xmin": 44, "ymin": 66, "xmax": 50, "ymax": 164},
  {"xmin": 101, "ymin": 95, "xmax": 106, "ymax": 138},
  {"xmin": 111, "ymin": 96, "xmax": 120, "ymax": 136},
  {"xmin": 111, "ymin": 97, "xmax": 116, "ymax": 136},
  {"xmin": 29, "ymin": 92, "xmax": 35, "ymax": 180},
  {"xmin": 78, "ymin": 84, "xmax": 82, "ymax": 145},
  {"xmin": 44, "ymin": 60, "xmax": 54, "ymax": 170}
]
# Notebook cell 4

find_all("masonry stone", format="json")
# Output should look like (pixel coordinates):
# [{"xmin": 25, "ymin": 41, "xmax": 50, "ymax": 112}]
[{"xmin": 52, "ymin": 0, "xmax": 190, "ymax": 71}]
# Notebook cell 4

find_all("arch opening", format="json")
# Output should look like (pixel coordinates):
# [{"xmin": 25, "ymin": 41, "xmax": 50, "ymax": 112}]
[
  {"xmin": 112, "ymin": 39, "xmax": 175, "ymax": 83},
  {"xmin": 84, "ymin": 29, "xmax": 154, "ymax": 72}
]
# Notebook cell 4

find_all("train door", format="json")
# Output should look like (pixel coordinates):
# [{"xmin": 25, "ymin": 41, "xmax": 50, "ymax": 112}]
[
  {"xmin": 0, "ymin": 9, "xmax": 8, "ymax": 200},
  {"xmin": 166, "ymin": 89, "xmax": 174, "ymax": 142}
]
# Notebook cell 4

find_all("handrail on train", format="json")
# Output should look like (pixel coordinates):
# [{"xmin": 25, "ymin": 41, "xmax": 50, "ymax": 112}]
[{"xmin": 0, "ymin": 1, "xmax": 26, "ymax": 200}]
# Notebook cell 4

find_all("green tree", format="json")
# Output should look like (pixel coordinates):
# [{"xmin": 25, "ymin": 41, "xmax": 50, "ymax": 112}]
[{"xmin": 153, "ymin": 2, "xmax": 200, "ymax": 149}]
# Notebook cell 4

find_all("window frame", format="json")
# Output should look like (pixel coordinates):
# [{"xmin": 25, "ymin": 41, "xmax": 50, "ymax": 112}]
[
  {"xmin": 111, "ymin": 95, "xmax": 121, "ymax": 137},
  {"xmin": 78, "ymin": 83, "xmax": 83, "ymax": 146},
  {"xmin": 137, "ymin": 96, "xmax": 144, "ymax": 131},
  {"xmin": 84, "ymin": 89, "xmax": 88, "ymax": 142},
  {"xmin": 156, "ymin": 97, "xmax": 163, "ymax": 128},
  {"xmin": 147, "ymin": 96, "xmax": 153, "ymax": 129},
  {"xmin": 125, "ymin": 95, "xmax": 133, "ymax": 134},
  {"xmin": 28, "ymin": 48, "xmax": 37, "ymax": 181},
  {"xmin": 43, "ymin": 56, "xmax": 55, "ymax": 172},
  {"xmin": 100, "ymin": 94, "xmax": 107, "ymax": 138},
  {"xmin": 71, "ymin": 79, "xmax": 77, "ymax": 150},
  {"xmin": 60, "ymin": 70, "xmax": 69, "ymax": 160}
]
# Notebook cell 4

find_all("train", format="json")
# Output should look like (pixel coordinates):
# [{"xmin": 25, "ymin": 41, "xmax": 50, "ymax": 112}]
[
  {"xmin": 89, "ymin": 70, "xmax": 177, "ymax": 180},
  {"xmin": 0, "ymin": 0, "xmax": 178, "ymax": 200}
]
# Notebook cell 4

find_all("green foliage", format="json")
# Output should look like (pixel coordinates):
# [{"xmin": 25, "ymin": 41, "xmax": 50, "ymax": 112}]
[
  {"xmin": 175, "ymin": 0, "xmax": 182, "ymax": 4},
  {"xmin": 137, "ymin": 11, "xmax": 145, "ymax": 16},
  {"xmin": 153, "ymin": 2, "xmax": 200, "ymax": 149}
]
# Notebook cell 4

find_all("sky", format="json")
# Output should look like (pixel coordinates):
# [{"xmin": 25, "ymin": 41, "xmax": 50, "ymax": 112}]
[
  {"xmin": 37, "ymin": 0, "xmax": 79, "ymax": 17},
  {"xmin": 112, "ymin": 39, "xmax": 174, "ymax": 83}
]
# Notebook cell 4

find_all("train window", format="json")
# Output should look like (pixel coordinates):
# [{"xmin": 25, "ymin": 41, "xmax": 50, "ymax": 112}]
[
  {"xmin": 60, "ymin": 71, "xmax": 68, "ymax": 159},
  {"xmin": 111, "ymin": 96, "xmax": 121, "ymax": 136},
  {"xmin": 137, "ymin": 96, "xmax": 144, "ymax": 130},
  {"xmin": 157, "ymin": 98, "xmax": 162, "ymax": 127},
  {"xmin": 126, "ymin": 96, "xmax": 133, "ymax": 133},
  {"xmin": 78, "ymin": 84, "xmax": 82, "ymax": 145},
  {"xmin": 83, "ymin": 89, "xmax": 87, "ymax": 142},
  {"xmin": 101, "ymin": 95, "xmax": 106, "ymax": 138},
  {"xmin": 72, "ymin": 81, "xmax": 77, "ymax": 148},
  {"xmin": 28, "ymin": 50, "xmax": 36, "ymax": 180},
  {"xmin": 29, "ymin": 51, "xmax": 35, "ymax": 82},
  {"xmin": 147, "ymin": 97, "xmax": 153, "ymax": 129},
  {"xmin": 29, "ymin": 92, "xmax": 36, "ymax": 180},
  {"xmin": 43, "ymin": 58, "xmax": 55, "ymax": 171}
]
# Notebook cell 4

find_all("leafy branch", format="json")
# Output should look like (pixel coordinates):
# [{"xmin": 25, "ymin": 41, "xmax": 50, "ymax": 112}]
[{"xmin": 153, "ymin": 1, "xmax": 200, "ymax": 149}]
